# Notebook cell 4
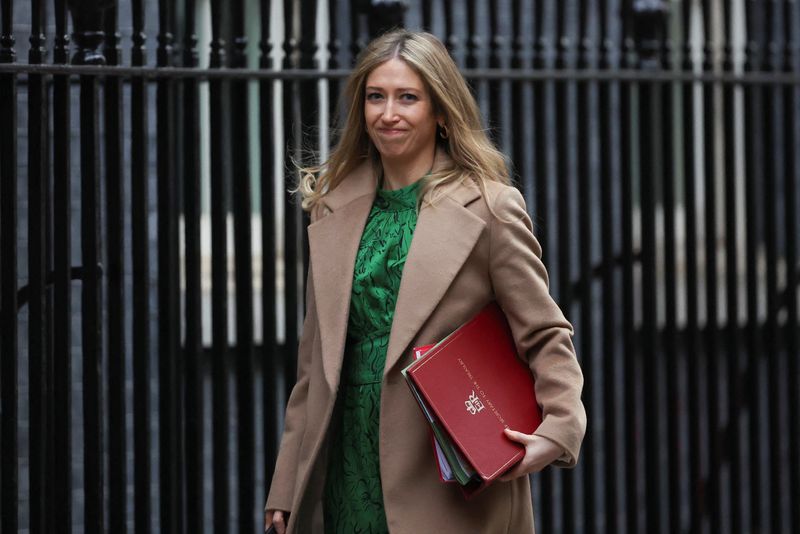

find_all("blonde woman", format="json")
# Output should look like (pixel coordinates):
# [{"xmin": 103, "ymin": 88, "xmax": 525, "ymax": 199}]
[{"xmin": 264, "ymin": 30, "xmax": 586, "ymax": 534}]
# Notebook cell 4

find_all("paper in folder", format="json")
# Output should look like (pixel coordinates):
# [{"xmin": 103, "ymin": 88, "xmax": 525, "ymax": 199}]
[{"xmin": 402, "ymin": 301, "xmax": 542, "ymax": 499}]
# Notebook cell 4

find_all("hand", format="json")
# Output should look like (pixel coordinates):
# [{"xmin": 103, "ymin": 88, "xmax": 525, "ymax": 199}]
[
  {"xmin": 265, "ymin": 509, "xmax": 289, "ymax": 533},
  {"xmin": 498, "ymin": 429, "xmax": 564, "ymax": 482}
]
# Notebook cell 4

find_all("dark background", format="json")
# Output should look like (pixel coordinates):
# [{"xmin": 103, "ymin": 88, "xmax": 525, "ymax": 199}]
[{"xmin": 1, "ymin": 0, "xmax": 798, "ymax": 532}]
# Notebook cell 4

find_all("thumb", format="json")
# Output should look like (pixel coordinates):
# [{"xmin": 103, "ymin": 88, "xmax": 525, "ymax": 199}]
[{"xmin": 503, "ymin": 427, "xmax": 529, "ymax": 443}]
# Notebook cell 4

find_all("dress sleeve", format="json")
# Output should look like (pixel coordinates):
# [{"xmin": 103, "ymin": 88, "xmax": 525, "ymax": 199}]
[
  {"xmin": 265, "ymin": 204, "xmax": 323, "ymax": 511},
  {"xmin": 488, "ymin": 186, "xmax": 587, "ymax": 467}
]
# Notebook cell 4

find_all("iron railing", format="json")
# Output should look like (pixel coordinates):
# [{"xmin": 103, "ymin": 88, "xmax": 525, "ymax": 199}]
[{"xmin": 0, "ymin": 0, "xmax": 798, "ymax": 533}]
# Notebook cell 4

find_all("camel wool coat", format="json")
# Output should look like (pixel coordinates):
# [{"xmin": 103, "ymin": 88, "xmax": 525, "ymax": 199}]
[{"xmin": 266, "ymin": 154, "xmax": 587, "ymax": 533}]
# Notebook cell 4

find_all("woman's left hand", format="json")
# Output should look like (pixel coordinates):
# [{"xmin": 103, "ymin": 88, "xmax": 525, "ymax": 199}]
[{"xmin": 497, "ymin": 429, "xmax": 564, "ymax": 482}]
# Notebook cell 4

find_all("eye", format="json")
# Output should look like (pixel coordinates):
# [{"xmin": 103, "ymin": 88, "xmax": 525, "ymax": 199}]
[
  {"xmin": 400, "ymin": 93, "xmax": 419, "ymax": 102},
  {"xmin": 366, "ymin": 92, "xmax": 384, "ymax": 101}
]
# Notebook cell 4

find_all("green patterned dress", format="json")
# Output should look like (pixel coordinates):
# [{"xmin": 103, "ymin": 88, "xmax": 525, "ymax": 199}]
[{"xmin": 323, "ymin": 179, "xmax": 422, "ymax": 534}]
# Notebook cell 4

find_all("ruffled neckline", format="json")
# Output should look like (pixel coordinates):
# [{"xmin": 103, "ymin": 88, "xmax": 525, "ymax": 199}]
[{"xmin": 374, "ymin": 178, "xmax": 422, "ymax": 212}]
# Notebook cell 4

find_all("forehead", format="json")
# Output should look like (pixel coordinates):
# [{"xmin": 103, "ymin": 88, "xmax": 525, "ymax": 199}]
[{"xmin": 365, "ymin": 58, "xmax": 426, "ymax": 89}]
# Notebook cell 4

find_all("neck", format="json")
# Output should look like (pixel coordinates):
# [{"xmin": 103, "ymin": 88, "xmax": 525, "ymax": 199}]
[{"xmin": 379, "ymin": 146, "xmax": 436, "ymax": 190}]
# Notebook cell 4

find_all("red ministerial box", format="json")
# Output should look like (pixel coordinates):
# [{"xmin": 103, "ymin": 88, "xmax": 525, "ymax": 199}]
[
  {"xmin": 406, "ymin": 302, "xmax": 542, "ymax": 491},
  {"xmin": 412, "ymin": 343, "xmax": 453, "ymax": 484}
]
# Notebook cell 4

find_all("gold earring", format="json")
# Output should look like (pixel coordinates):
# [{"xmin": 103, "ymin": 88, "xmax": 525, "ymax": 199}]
[{"xmin": 439, "ymin": 123, "xmax": 449, "ymax": 139}]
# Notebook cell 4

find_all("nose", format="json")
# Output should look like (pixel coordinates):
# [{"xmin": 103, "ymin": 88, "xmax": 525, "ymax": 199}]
[{"xmin": 380, "ymin": 98, "xmax": 398, "ymax": 122}]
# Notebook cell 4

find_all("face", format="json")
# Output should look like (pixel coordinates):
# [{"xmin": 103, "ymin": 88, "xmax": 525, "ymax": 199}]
[{"xmin": 364, "ymin": 58, "xmax": 441, "ymax": 165}]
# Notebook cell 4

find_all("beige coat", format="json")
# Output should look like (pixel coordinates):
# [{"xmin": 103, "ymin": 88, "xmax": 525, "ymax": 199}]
[{"xmin": 265, "ymin": 155, "xmax": 586, "ymax": 533}]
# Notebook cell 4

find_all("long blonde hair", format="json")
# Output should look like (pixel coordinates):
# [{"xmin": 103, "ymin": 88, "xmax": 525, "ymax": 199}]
[{"xmin": 295, "ymin": 29, "xmax": 510, "ymax": 211}]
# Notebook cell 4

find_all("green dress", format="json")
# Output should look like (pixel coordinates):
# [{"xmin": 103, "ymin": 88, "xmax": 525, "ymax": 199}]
[{"xmin": 323, "ymin": 178, "xmax": 422, "ymax": 534}]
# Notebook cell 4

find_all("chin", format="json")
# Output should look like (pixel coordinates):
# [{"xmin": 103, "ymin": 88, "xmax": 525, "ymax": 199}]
[{"xmin": 374, "ymin": 145, "xmax": 410, "ymax": 159}]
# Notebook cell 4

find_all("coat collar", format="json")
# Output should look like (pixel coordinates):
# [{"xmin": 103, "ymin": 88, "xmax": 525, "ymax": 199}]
[
  {"xmin": 308, "ymin": 149, "xmax": 485, "ymax": 391},
  {"xmin": 317, "ymin": 158, "xmax": 377, "ymax": 213}
]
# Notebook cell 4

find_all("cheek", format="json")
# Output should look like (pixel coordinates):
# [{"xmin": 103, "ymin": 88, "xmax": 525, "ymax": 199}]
[
  {"xmin": 364, "ymin": 126, "xmax": 379, "ymax": 146},
  {"xmin": 414, "ymin": 109, "xmax": 438, "ymax": 136},
  {"xmin": 418, "ymin": 118, "xmax": 437, "ymax": 139},
  {"xmin": 363, "ymin": 110, "xmax": 375, "ymax": 131}
]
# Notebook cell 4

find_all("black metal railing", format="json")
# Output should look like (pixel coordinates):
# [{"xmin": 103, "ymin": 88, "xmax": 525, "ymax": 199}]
[{"xmin": 0, "ymin": 1, "xmax": 798, "ymax": 533}]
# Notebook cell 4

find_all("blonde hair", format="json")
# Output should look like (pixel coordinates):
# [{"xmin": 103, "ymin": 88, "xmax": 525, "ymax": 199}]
[{"xmin": 295, "ymin": 29, "xmax": 510, "ymax": 211}]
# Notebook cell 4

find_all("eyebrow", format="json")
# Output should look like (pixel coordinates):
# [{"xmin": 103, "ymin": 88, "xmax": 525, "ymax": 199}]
[{"xmin": 365, "ymin": 86, "xmax": 423, "ymax": 93}]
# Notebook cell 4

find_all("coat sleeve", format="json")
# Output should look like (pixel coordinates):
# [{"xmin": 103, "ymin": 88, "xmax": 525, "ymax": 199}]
[
  {"xmin": 488, "ymin": 186, "xmax": 587, "ymax": 467},
  {"xmin": 265, "ymin": 205, "xmax": 322, "ymax": 511}
]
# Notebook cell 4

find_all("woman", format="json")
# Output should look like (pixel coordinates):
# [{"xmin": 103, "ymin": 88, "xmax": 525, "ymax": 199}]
[{"xmin": 265, "ymin": 30, "xmax": 586, "ymax": 534}]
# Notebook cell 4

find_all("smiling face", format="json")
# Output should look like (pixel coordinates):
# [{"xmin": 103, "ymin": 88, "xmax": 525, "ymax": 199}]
[{"xmin": 364, "ymin": 58, "xmax": 441, "ymax": 170}]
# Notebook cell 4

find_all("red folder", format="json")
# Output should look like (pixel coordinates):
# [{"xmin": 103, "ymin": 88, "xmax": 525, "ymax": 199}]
[
  {"xmin": 412, "ymin": 344, "xmax": 454, "ymax": 485},
  {"xmin": 404, "ymin": 302, "xmax": 542, "ymax": 498}
]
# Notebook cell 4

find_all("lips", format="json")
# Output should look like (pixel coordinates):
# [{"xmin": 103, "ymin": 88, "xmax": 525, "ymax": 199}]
[{"xmin": 377, "ymin": 128, "xmax": 407, "ymax": 136}]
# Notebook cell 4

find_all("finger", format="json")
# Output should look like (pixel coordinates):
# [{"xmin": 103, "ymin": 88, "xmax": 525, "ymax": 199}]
[
  {"xmin": 264, "ymin": 510, "xmax": 273, "ymax": 531},
  {"xmin": 274, "ymin": 512, "xmax": 286, "ymax": 534},
  {"xmin": 503, "ymin": 427, "xmax": 531, "ymax": 444},
  {"xmin": 498, "ymin": 453, "xmax": 530, "ymax": 482},
  {"xmin": 499, "ymin": 464, "xmax": 524, "ymax": 482}
]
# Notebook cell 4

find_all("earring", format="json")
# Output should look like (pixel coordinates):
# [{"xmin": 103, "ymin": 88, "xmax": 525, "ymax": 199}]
[{"xmin": 439, "ymin": 123, "xmax": 449, "ymax": 139}]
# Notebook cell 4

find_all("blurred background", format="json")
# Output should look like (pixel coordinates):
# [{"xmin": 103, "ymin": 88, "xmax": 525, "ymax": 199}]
[{"xmin": 0, "ymin": 0, "xmax": 798, "ymax": 532}]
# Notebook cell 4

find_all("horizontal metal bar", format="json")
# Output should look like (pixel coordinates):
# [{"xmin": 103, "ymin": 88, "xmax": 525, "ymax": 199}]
[
  {"xmin": 0, "ymin": 64, "xmax": 354, "ymax": 78},
  {"xmin": 11, "ymin": 264, "xmax": 103, "ymax": 311},
  {"xmin": 1, "ymin": 63, "xmax": 800, "ymax": 84}
]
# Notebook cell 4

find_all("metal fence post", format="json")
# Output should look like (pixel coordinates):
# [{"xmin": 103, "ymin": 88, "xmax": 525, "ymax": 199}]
[
  {"xmin": 27, "ymin": 0, "xmax": 50, "ymax": 531},
  {"xmin": 363, "ymin": 0, "xmax": 407, "ymax": 37},
  {"xmin": 67, "ymin": 0, "xmax": 110, "ymax": 531},
  {"xmin": 0, "ymin": 0, "xmax": 19, "ymax": 529},
  {"xmin": 632, "ymin": 2, "xmax": 669, "ymax": 533}
]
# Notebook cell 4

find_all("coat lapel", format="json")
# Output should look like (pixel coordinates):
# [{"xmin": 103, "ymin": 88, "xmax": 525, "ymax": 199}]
[
  {"xmin": 307, "ymin": 161, "xmax": 377, "ymax": 391},
  {"xmin": 382, "ymin": 180, "xmax": 485, "ymax": 378},
  {"xmin": 307, "ymin": 152, "xmax": 486, "ymax": 390}
]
